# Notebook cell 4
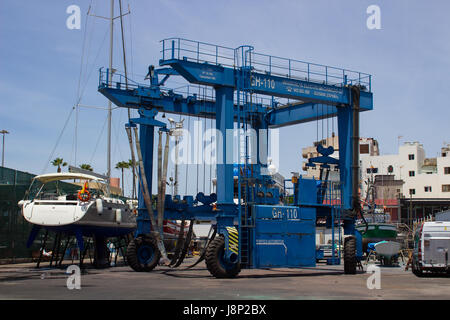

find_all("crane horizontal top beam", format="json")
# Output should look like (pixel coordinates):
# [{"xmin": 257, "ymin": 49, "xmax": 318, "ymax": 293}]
[
  {"xmin": 99, "ymin": 81, "xmax": 366, "ymax": 128},
  {"xmin": 160, "ymin": 59, "xmax": 373, "ymax": 109}
]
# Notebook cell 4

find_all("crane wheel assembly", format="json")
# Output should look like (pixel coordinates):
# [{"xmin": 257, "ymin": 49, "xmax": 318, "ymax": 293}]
[
  {"xmin": 205, "ymin": 235, "xmax": 241, "ymax": 278},
  {"xmin": 344, "ymin": 236, "xmax": 357, "ymax": 274},
  {"xmin": 127, "ymin": 236, "xmax": 161, "ymax": 272}
]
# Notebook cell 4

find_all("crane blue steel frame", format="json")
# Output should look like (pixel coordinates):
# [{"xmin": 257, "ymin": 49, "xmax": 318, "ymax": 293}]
[{"xmin": 98, "ymin": 38, "xmax": 373, "ymax": 277}]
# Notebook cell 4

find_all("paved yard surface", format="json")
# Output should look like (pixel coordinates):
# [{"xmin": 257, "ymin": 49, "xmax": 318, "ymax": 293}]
[{"xmin": 0, "ymin": 259, "xmax": 449, "ymax": 300}]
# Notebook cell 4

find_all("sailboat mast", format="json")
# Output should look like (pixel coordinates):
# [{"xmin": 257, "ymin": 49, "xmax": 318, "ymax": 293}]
[{"xmin": 107, "ymin": 0, "xmax": 114, "ymax": 196}]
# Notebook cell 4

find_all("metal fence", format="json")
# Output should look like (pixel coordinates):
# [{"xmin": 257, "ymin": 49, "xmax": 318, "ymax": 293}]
[
  {"xmin": 0, "ymin": 167, "xmax": 37, "ymax": 259},
  {"xmin": 0, "ymin": 167, "xmax": 83, "ymax": 260}
]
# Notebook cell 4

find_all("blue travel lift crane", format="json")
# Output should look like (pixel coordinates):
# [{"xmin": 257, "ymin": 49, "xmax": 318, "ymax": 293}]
[{"xmin": 98, "ymin": 38, "xmax": 373, "ymax": 277}]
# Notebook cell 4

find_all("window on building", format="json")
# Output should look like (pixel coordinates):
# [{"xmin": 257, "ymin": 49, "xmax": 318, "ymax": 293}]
[
  {"xmin": 424, "ymin": 186, "xmax": 432, "ymax": 192},
  {"xmin": 408, "ymin": 154, "xmax": 415, "ymax": 160},
  {"xmin": 387, "ymin": 165, "xmax": 394, "ymax": 173},
  {"xmin": 360, "ymin": 144, "xmax": 369, "ymax": 154},
  {"xmin": 409, "ymin": 189, "xmax": 415, "ymax": 195},
  {"xmin": 444, "ymin": 167, "xmax": 450, "ymax": 175},
  {"xmin": 409, "ymin": 171, "xmax": 415, "ymax": 177},
  {"xmin": 442, "ymin": 185, "xmax": 450, "ymax": 192}
]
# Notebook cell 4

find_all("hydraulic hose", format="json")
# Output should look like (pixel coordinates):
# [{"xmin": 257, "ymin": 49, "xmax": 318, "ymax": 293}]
[{"xmin": 185, "ymin": 226, "xmax": 217, "ymax": 269}]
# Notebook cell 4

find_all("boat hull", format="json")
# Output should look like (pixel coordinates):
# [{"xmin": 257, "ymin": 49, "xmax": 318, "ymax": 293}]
[
  {"xmin": 22, "ymin": 198, "xmax": 136, "ymax": 238},
  {"xmin": 374, "ymin": 241, "xmax": 401, "ymax": 259},
  {"xmin": 356, "ymin": 223, "xmax": 398, "ymax": 252}
]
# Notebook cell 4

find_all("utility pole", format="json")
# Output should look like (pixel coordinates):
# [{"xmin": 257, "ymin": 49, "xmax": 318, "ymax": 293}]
[{"xmin": 1, "ymin": 130, "xmax": 9, "ymax": 167}]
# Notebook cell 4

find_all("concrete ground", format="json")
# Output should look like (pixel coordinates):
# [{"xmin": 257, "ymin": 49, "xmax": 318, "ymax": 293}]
[{"xmin": 0, "ymin": 258, "xmax": 449, "ymax": 300}]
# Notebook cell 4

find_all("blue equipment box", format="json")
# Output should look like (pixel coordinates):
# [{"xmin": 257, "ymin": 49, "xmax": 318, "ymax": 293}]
[{"xmin": 251, "ymin": 205, "xmax": 316, "ymax": 268}]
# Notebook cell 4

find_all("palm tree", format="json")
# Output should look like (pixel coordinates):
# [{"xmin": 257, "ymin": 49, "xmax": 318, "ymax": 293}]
[
  {"xmin": 115, "ymin": 161, "xmax": 129, "ymax": 196},
  {"xmin": 51, "ymin": 158, "xmax": 67, "ymax": 173},
  {"xmin": 79, "ymin": 163, "xmax": 93, "ymax": 171},
  {"xmin": 128, "ymin": 159, "xmax": 137, "ymax": 199}
]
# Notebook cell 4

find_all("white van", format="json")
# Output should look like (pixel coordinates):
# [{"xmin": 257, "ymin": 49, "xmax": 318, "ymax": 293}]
[{"xmin": 412, "ymin": 221, "xmax": 450, "ymax": 276}]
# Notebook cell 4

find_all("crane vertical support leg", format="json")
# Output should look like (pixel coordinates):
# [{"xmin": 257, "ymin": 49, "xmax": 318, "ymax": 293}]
[
  {"xmin": 136, "ymin": 123, "xmax": 154, "ymax": 236},
  {"xmin": 337, "ymin": 86, "xmax": 360, "ymax": 236},
  {"xmin": 215, "ymin": 86, "xmax": 235, "ymax": 206},
  {"xmin": 351, "ymin": 86, "xmax": 361, "ymax": 228},
  {"xmin": 337, "ymin": 105, "xmax": 352, "ymax": 219}
]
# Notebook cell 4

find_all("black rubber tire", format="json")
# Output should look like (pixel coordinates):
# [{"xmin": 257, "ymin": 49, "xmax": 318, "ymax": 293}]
[
  {"xmin": 205, "ymin": 235, "xmax": 240, "ymax": 278},
  {"xmin": 344, "ymin": 236, "xmax": 357, "ymax": 274},
  {"xmin": 126, "ymin": 236, "xmax": 161, "ymax": 272},
  {"xmin": 412, "ymin": 261, "xmax": 424, "ymax": 277}
]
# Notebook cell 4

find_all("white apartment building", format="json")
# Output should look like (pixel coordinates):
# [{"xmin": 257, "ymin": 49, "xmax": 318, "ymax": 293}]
[{"xmin": 360, "ymin": 142, "xmax": 450, "ymax": 199}]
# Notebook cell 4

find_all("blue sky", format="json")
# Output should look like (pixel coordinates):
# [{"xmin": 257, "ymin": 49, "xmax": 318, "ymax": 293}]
[{"xmin": 1, "ymin": 1, "xmax": 449, "ymax": 196}]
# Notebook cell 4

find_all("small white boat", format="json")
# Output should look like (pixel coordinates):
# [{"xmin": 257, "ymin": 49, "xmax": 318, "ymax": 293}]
[{"xmin": 374, "ymin": 240, "xmax": 401, "ymax": 260}]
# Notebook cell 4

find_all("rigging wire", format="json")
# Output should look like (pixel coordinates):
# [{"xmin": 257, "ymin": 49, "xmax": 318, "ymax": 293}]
[
  {"xmin": 127, "ymin": 1, "xmax": 134, "ymax": 80},
  {"xmin": 71, "ymin": 27, "xmax": 109, "ymax": 166},
  {"xmin": 71, "ymin": 2, "xmax": 92, "ymax": 167},
  {"xmin": 89, "ymin": 114, "xmax": 109, "ymax": 164},
  {"xmin": 112, "ymin": 111, "xmax": 126, "ymax": 164},
  {"xmin": 118, "ymin": 0, "xmax": 130, "ymax": 121},
  {"xmin": 41, "ymin": 107, "xmax": 75, "ymax": 174},
  {"xmin": 77, "ymin": 28, "xmax": 109, "ymax": 108},
  {"xmin": 45, "ymin": 1, "xmax": 135, "ymax": 178},
  {"xmin": 45, "ymin": 3, "xmax": 100, "ymax": 173}
]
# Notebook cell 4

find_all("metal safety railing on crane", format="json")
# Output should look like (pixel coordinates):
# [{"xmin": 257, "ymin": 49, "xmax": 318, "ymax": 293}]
[
  {"xmin": 160, "ymin": 37, "xmax": 372, "ymax": 91},
  {"xmin": 99, "ymin": 67, "xmax": 217, "ymax": 100}
]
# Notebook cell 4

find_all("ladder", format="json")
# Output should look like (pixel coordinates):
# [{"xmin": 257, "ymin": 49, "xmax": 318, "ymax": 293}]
[{"xmin": 235, "ymin": 46, "xmax": 255, "ymax": 268}]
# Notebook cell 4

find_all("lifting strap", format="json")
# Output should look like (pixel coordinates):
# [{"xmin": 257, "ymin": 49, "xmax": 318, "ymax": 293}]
[
  {"xmin": 169, "ymin": 219, "xmax": 186, "ymax": 266},
  {"xmin": 131, "ymin": 126, "xmax": 169, "ymax": 264},
  {"xmin": 163, "ymin": 224, "xmax": 217, "ymax": 272},
  {"xmin": 171, "ymin": 220, "xmax": 194, "ymax": 268},
  {"xmin": 125, "ymin": 126, "xmax": 138, "ymax": 199},
  {"xmin": 157, "ymin": 130, "xmax": 170, "ymax": 231}
]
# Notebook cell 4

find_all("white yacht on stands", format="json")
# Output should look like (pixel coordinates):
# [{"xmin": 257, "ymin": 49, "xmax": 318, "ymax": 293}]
[
  {"xmin": 19, "ymin": 172, "xmax": 136, "ymax": 234},
  {"xmin": 19, "ymin": 172, "xmax": 136, "ymax": 266}
]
